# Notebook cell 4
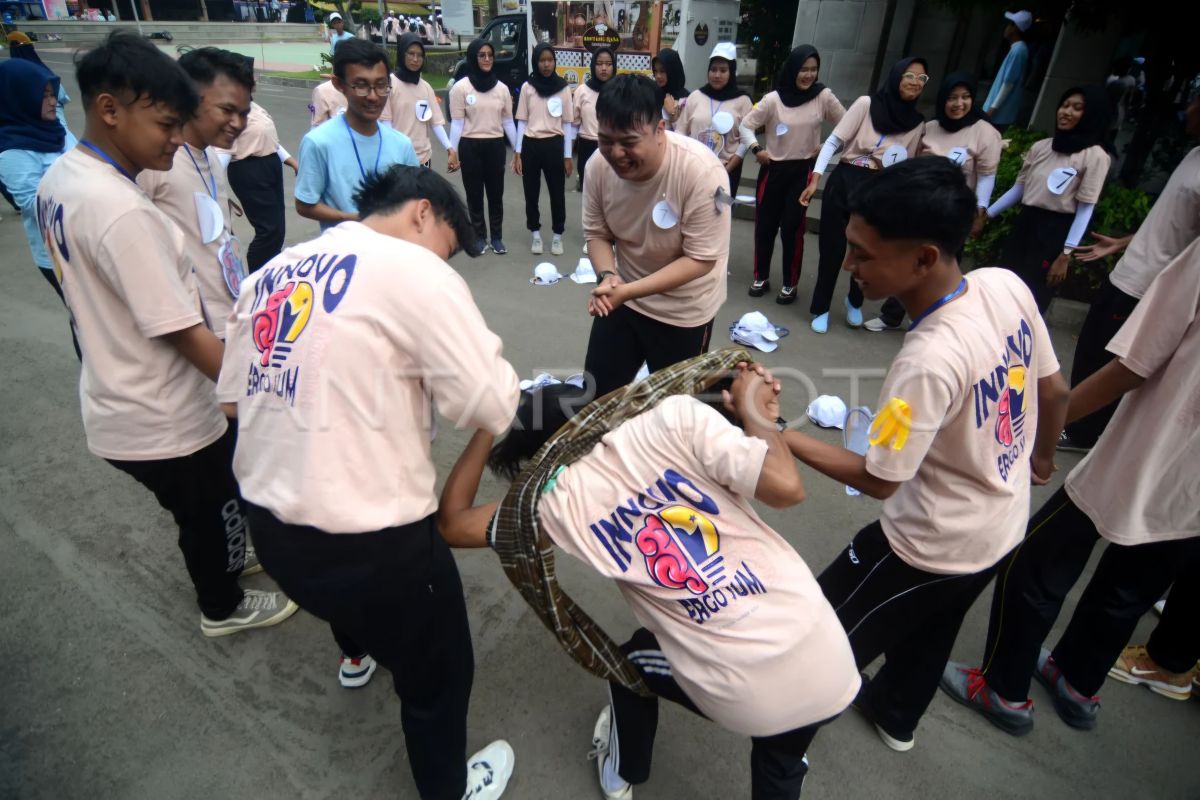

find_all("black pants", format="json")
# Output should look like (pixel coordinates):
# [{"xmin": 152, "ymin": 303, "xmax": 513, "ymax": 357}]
[
  {"xmin": 753, "ymin": 158, "xmax": 813, "ymax": 289},
  {"xmin": 521, "ymin": 134, "xmax": 566, "ymax": 234},
  {"xmin": 1063, "ymin": 277, "xmax": 1140, "ymax": 447},
  {"xmin": 39, "ymin": 267, "xmax": 82, "ymax": 359},
  {"xmin": 608, "ymin": 628, "xmax": 830, "ymax": 800},
  {"xmin": 577, "ymin": 136, "xmax": 599, "ymax": 189},
  {"xmin": 107, "ymin": 423, "xmax": 245, "ymax": 619},
  {"xmin": 227, "ymin": 154, "xmax": 287, "ymax": 273},
  {"xmin": 1148, "ymin": 556, "xmax": 1200, "ymax": 673},
  {"xmin": 459, "ymin": 136, "xmax": 506, "ymax": 241},
  {"xmin": 878, "ymin": 296, "xmax": 906, "ymax": 328},
  {"xmin": 247, "ymin": 507, "xmax": 474, "ymax": 800},
  {"xmin": 998, "ymin": 205, "xmax": 1074, "ymax": 313},
  {"xmin": 726, "ymin": 160, "xmax": 743, "ymax": 196},
  {"xmin": 811, "ymin": 164, "xmax": 869, "ymax": 315},
  {"xmin": 817, "ymin": 520, "xmax": 998, "ymax": 736},
  {"xmin": 981, "ymin": 487, "xmax": 1200, "ymax": 700},
  {"xmin": 583, "ymin": 304, "xmax": 714, "ymax": 397}
]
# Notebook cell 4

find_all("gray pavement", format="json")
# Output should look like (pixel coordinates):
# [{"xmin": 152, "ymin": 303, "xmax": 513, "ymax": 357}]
[{"xmin": 2, "ymin": 53, "xmax": 1197, "ymax": 800}]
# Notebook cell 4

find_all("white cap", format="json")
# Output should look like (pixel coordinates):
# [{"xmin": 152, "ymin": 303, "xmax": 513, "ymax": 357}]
[
  {"xmin": 328, "ymin": 11, "xmax": 342, "ymax": 21},
  {"xmin": 1003, "ymin": 9, "xmax": 1032, "ymax": 31},
  {"xmin": 519, "ymin": 372, "xmax": 561, "ymax": 391},
  {"xmin": 531, "ymin": 262, "xmax": 562, "ymax": 285},
  {"xmin": 807, "ymin": 395, "xmax": 848, "ymax": 429},
  {"xmin": 570, "ymin": 258, "xmax": 597, "ymax": 284},
  {"xmin": 709, "ymin": 42, "xmax": 737, "ymax": 63},
  {"xmin": 730, "ymin": 311, "xmax": 784, "ymax": 353}
]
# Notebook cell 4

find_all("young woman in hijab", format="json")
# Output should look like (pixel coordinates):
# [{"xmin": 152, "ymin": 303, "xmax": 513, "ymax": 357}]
[
  {"xmin": 652, "ymin": 48, "xmax": 688, "ymax": 129},
  {"xmin": 449, "ymin": 39, "xmax": 519, "ymax": 254},
  {"xmin": 741, "ymin": 44, "xmax": 845, "ymax": 305},
  {"xmin": 677, "ymin": 42, "xmax": 754, "ymax": 193},
  {"xmin": 0, "ymin": 59, "xmax": 78, "ymax": 352},
  {"xmin": 513, "ymin": 43, "xmax": 575, "ymax": 256},
  {"xmin": 391, "ymin": 32, "xmax": 455, "ymax": 170},
  {"xmin": 8, "ymin": 38, "xmax": 73, "ymax": 137},
  {"xmin": 804, "ymin": 57, "xmax": 929, "ymax": 333},
  {"xmin": 986, "ymin": 86, "xmax": 1111, "ymax": 312},
  {"xmin": 866, "ymin": 72, "xmax": 1002, "ymax": 332},
  {"xmin": 572, "ymin": 46, "xmax": 615, "ymax": 192}
]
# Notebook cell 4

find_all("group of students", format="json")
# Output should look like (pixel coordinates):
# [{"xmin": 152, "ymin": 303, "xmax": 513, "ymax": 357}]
[{"xmin": 11, "ymin": 23, "xmax": 1200, "ymax": 800}]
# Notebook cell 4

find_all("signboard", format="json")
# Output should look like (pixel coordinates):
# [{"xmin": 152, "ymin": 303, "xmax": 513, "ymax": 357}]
[{"xmin": 581, "ymin": 23, "xmax": 621, "ymax": 52}]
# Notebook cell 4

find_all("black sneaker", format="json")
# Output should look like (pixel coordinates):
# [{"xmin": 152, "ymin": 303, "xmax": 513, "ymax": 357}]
[
  {"xmin": 852, "ymin": 673, "xmax": 914, "ymax": 751},
  {"xmin": 474, "ymin": 238, "xmax": 489, "ymax": 255},
  {"xmin": 490, "ymin": 237, "xmax": 508, "ymax": 255},
  {"xmin": 1056, "ymin": 431, "xmax": 1092, "ymax": 453},
  {"xmin": 748, "ymin": 279, "xmax": 770, "ymax": 297},
  {"xmin": 939, "ymin": 662, "xmax": 1034, "ymax": 736},
  {"xmin": 775, "ymin": 286, "xmax": 798, "ymax": 305},
  {"xmin": 1034, "ymin": 647, "xmax": 1100, "ymax": 730}
]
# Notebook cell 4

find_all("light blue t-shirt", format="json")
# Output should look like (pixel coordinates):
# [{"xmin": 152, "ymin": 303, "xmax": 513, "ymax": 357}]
[
  {"xmin": 984, "ymin": 41, "xmax": 1028, "ymax": 126},
  {"xmin": 330, "ymin": 30, "xmax": 355, "ymax": 54},
  {"xmin": 295, "ymin": 116, "xmax": 419, "ymax": 229},
  {"xmin": 0, "ymin": 126, "xmax": 78, "ymax": 271}
]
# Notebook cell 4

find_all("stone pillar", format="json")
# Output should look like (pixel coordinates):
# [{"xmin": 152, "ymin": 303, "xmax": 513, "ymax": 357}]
[
  {"xmin": 1027, "ymin": 15, "xmax": 1121, "ymax": 132},
  {"xmin": 790, "ymin": 0, "xmax": 917, "ymax": 102}
]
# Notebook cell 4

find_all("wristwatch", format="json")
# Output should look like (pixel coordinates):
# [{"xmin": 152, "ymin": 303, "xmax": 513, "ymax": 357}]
[
  {"xmin": 1062, "ymin": 247, "xmax": 1075, "ymax": 257},
  {"xmin": 750, "ymin": 144, "xmax": 763, "ymax": 155},
  {"xmin": 597, "ymin": 270, "xmax": 617, "ymax": 282}
]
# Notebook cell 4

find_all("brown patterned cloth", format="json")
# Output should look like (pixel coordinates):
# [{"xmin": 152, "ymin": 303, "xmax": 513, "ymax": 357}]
[{"xmin": 488, "ymin": 347, "xmax": 755, "ymax": 695}]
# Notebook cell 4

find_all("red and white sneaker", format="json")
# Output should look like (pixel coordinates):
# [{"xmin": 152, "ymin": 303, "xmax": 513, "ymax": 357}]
[
  {"xmin": 939, "ymin": 662, "xmax": 1034, "ymax": 736},
  {"xmin": 338, "ymin": 654, "xmax": 377, "ymax": 688}
]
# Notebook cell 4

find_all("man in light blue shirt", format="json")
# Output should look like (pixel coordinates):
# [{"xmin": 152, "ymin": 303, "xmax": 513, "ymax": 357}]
[
  {"xmin": 982, "ymin": 9, "xmax": 1032, "ymax": 131},
  {"xmin": 327, "ymin": 12, "xmax": 356, "ymax": 54},
  {"xmin": 296, "ymin": 39, "xmax": 419, "ymax": 229}
]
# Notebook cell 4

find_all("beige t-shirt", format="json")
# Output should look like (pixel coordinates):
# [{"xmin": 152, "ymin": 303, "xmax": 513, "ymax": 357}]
[
  {"xmin": 138, "ymin": 144, "xmax": 245, "ymax": 339},
  {"xmin": 387, "ymin": 78, "xmax": 445, "ymax": 163},
  {"xmin": 516, "ymin": 83, "xmax": 574, "ymax": 138},
  {"xmin": 1110, "ymin": 146, "xmax": 1200, "ymax": 299},
  {"xmin": 919, "ymin": 119, "xmax": 1002, "ymax": 190},
  {"xmin": 217, "ymin": 222, "xmax": 519, "ymax": 533},
  {"xmin": 832, "ymin": 95, "xmax": 925, "ymax": 169},
  {"xmin": 1018, "ymin": 139, "xmax": 1110, "ymax": 214},
  {"xmin": 677, "ymin": 90, "xmax": 753, "ymax": 166},
  {"xmin": 311, "ymin": 77, "xmax": 401, "ymax": 128},
  {"xmin": 1066, "ymin": 237, "xmax": 1200, "ymax": 545},
  {"xmin": 583, "ymin": 132, "xmax": 730, "ymax": 328},
  {"xmin": 227, "ymin": 102, "xmax": 280, "ymax": 160},
  {"xmin": 540, "ymin": 396, "xmax": 861, "ymax": 735},
  {"xmin": 572, "ymin": 83, "xmax": 601, "ymax": 140},
  {"xmin": 742, "ymin": 88, "xmax": 846, "ymax": 162},
  {"xmin": 866, "ymin": 268, "xmax": 1060, "ymax": 574},
  {"xmin": 449, "ymin": 78, "xmax": 513, "ymax": 138},
  {"xmin": 37, "ymin": 148, "xmax": 226, "ymax": 460}
]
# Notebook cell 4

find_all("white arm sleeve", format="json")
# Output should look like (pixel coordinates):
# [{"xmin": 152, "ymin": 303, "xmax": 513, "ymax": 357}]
[
  {"xmin": 736, "ymin": 123, "xmax": 755, "ymax": 157},
  {"xmin": 813, "ymin": 133, "xmax": 844, "ymax": 175},
  {"xmin": 1066, "ymin": 202, "xmax": 1096, "ymax": 248},
  {"xmin": 433, "ymin": 125, "xmax": 452, "ymax": 151},
  {"xmin": 276, "ymin": 144, "xmax": 292, "ymax": 162},
  {"xmin": 987, "ymin": 83, "xmax": 1012, "ymax": 113},
  {"xmin": 987, "ymin": 182, "xmax": 1025, "ymax": 218},
  {"xmin": 564, "ymin": 123, "xmax": 576, "ymax": 157},
  {"xmin": 503, "ymin": 118, "xmax": 519, "ymax": 150},
  {"xmin": 215, "ymin": 151, "xmax": 233, "ymax": 169},
  {"xmin": 975, "ymin": 173, "xmax": 996, "ymax": 208},
  {"xmin": 514, "ymin": 121, "xmax": 527, "ymax": 153},
  {"xmin": 449, "ymin": 119, "xmax": 465, "ymax": 150}
]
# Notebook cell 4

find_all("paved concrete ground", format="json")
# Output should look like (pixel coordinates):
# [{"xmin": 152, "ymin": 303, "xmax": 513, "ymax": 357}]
[{"xmin": 2, "ymin": 53, "xmax": 1197, "ymax": 800}]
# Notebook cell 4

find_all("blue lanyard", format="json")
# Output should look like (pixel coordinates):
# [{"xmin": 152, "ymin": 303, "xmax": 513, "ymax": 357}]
[
  {"xmin": 343, "ymin": 115, "xmax": 382, "ymax": 180},
  {"xmin": 708, "ymin": 96, "xmax": 723, "ymax": 120},
  {"xmin": 908, "ymin": 277, "xmax": 968, "ymax": 331},
  {"xmin": 182, "ymin": 144, "xmax": 217, "ymax": 201},
  {"xmin": 79, "ymin": 139, "xmax": 136, "ymax": 183}
]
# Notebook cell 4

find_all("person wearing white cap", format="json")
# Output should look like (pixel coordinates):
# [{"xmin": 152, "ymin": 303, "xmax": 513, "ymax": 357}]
[
  {"xmin": 981, "ymin": 10, "xmax": 1031, "ymax": 132},
  {"xmin": 326, "ymin": 11, "xmax": 354, "ymax": 55},
  {"xmin": 677, "ymin": 43, "xmax": 754, "ymax": 194}
]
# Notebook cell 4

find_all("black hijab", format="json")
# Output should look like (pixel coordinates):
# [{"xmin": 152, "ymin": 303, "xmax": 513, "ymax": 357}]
[
  {"xmin": 776, "ymin": 45, "xmax": 825, "ymax": 108},
  {"xmin": 465, "ymin": 39, "xmax": 498, "ymax": 93},
  {"xmin": 528, "ymin": 42, "xmax": 568, "ymax": 97},
  {"xmin": 935, "ymin": 71, "xmax": 988, "ymax": 133},
  {"xmin": 1051, "ymin": 85, "xmax": 1112, "ymax": 154},
  {"xmin": 586, "ymin": 46, "xmax": 616, "ymax": 92},
  {"xmin": 394, "ymin": 33, "xmax": 424, "ymax": 84},
  {"xmin": 869, "ymin": 57, "xmax": 927, "ymax": 135},
  {"xmin": 653, "ymin": 48, "xmax": 687, "ymax": 107},
  {"xmin": 699, "ymin": 55, "xmax": 748, "ymax": 101}
]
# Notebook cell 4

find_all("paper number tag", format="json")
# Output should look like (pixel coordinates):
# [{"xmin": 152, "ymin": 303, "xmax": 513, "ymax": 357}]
[
  {"xmin": 947, "ymin": 147, "xmax": 969, "ymax": 166},
  {"xmin": 652, "ymin": 200, "xmax": 678, "ymax": 229},
  {"xmin": 711, "ymin": 110, "xmax": 734, "ymax": 134},
  {"xmin": 466, "ymin": 93, "xmax": 477, "ymax": 106},
  {"xmin": 415, "ymin": 99, "xmax": 433, "ymax": 122},
  {"xmin": 775, "ymin": 122, "xmax": 789, "ymax": 136},
  {"xmin": 881, "ymin": 144, "xmax": 908, "ymax": 167},
  {"xmin": 547, "ymin": 96, "xmax": 563, "ymax": 117},
  {"xmin": 193, "ymin": 192, "xmax": 224, "ymax": 245},
  {"xmin": 1047, "ymin": 167, "xmax": 1078, "ymax": 195}
]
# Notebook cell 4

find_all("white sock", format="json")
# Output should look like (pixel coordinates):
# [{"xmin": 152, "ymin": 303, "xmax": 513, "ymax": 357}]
[
  {"xmin": 553, "ymin": 233, "xmax": 562, "ymax": 241},
  {"xmin": 532, "ymin": 231, "xmax": 542, "ymax": 241},
  {"xmin": 601, "ymin": 753, "xmax": 627, "ymax": 793}
]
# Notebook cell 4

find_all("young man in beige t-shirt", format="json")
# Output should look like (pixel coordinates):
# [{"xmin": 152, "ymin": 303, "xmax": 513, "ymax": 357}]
[
  {"xmin": 583, "ymin": 74, "xmax": 731, "ymax": 397},
  {"xmin": 783, "ymin": 159, "xmax": 1069, "ymax": 752},
  {"xmin": 36, "ymin": 31, "xmax": 297, "ymax": 637}
]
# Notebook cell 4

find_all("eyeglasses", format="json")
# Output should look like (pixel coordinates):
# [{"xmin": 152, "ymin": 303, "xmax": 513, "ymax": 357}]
[
  {"xmin": 477, "ymin": 52, "xmax": 495, "ymax": 60},
  {"xmin": 902, "ymin": 72, "xmax": 930, "ymax": 85},
  {"xmin": 348, "ymin": 82, "xmax": 392, "ymax": 97}
]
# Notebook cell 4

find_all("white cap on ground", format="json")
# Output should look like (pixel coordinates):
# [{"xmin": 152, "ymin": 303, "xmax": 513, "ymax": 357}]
[
  {"xmin": 531, "ymin": 262, "xmax": 562, "ymax": 285},
  {"xmin": 1003, "ymin": 9, "xmax": 1032, "ymax": 31},
  {"xmin": 730, "ymin": 311, "xmax": 784, "ymax": 353},
  {"xmin": 807, "ymin": 395, "xmax": 849, "ymax": 429},
  {"xmin": 570, "ymin": 258, "xmax": 597, "ymax": 284}
]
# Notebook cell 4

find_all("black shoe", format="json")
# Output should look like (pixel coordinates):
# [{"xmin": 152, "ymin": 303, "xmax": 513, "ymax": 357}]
[
  {"xmin": 490, "ymin": 237, "xmax": 508, "ymax": 255},
  {"xmin": 852, "ymin": 673, "xmax": 915, "ymax": 752},
  {"xmin": 748, "ymin": 279, "xmax": 770, "ymax": 297},
  {"xmin": 1056, "ymin": 431, "xmax": 1092, "ymax": 453},
  {"xmin": 776, "ymin": 286, "xmax": 798, "ymax": 305}
]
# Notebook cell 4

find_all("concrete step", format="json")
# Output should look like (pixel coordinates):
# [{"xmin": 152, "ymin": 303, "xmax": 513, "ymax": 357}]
[{"xmin": 19, "ymin": 20, "xmax": 322, "ymax": 47}]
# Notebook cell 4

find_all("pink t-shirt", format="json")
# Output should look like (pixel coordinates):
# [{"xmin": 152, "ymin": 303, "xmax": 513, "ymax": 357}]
[
  {"xmin": 919, "ymin": 119, "xmax": 1002, "ymax": 190},
  {"xmin": 138, "ymin": 144, "xmax": 245, "ymax": 339},
  {"xmin": 832, "ymin": 95, "xmax": 924, "ymax": 169},
  {"xmin": 226, "ymin": 101, "xmax": 280, "ymax": 160},
  {"xmin": 516, "ymin": 82, "xmax": 574, "ymax": 138},
  {"xmin": 572, "ymin": 83, "xmax": 601, "ymax": 140},
  {"xmin": 677, "ymin": 90, "xmax": 753, "ymax": 166},
  {"xmin": 866, "ymin": 268, "xmax": 1061, "ymax": 574},
  {"xmin": 449, "ymin": 78, "xmax": 514, "ymax": 139},
  {"xmin": 1018, "ymin": 139, "xmax": 1110, "ymax": 214},
  {"xmin": 1066, "ymin": 237, "xmax": 1200, "ymax": 545},
  {"xmin": 582, "ymin": 132, "xmax": 730, "ymax": 328},
  {"xmin": 742, "ymin": 88, "xmax": 846, "ymax": 162},
  {"xmin": 386, "ymin": 78, "xmax": 445, "ymax": 163},
  {"xmin": 37, "ymin": 148, "xmax": 227, "ymax": 460},
  {"xmin": 217, "ymin": 222, "xmax": 520, "ymax": 533},
  {"xmin": 539, "ymin": 396, "xmax": 861, "ymax": 736},
  {"xmin": 311, "ymin": 77, "xmax": 402, "ymax": 129}
]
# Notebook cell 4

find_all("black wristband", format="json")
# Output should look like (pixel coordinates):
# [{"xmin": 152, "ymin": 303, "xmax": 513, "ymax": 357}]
[{"xmin": 597, "ymin": 270, "xmax": 617, "ymax": 281}]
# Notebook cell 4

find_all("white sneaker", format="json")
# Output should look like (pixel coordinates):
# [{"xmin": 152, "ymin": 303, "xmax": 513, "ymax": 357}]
[
  {"xmin": 338, "ymin": 654, "xmax": 377, "ymax": 688},
  {"xmin": 241, "ymin": 542, "xmax": 264, "ymax": 576},
  {"xmin": 462, "ymin": 740, "xmax": 515, "ymax": 799},
  {"xmin": 864, "ymin": 316, "xmax": 903, "ymax": 333},
  {"xmin": 588, "ymin": 707, "xmax": 632, "ymax": 799},
  {"xmin": 551, "ymin": 234, "xmax": 564, "ymax": 256},
  {"xmin": 531, "ymin": 232, "xmax": 543, "ymax": 255},
  {"xmin": 200, "ymin": 589, "xmax": 299, "ymax": 637}
]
